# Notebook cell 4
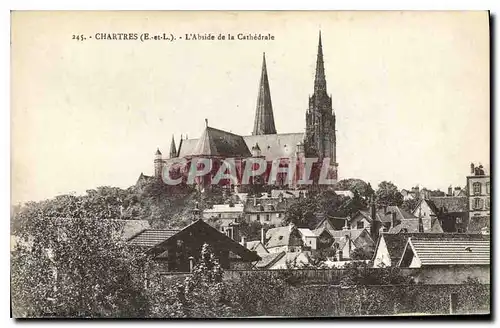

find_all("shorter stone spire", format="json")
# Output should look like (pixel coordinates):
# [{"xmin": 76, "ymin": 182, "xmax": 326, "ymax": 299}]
[{"xmin": 169, "ymin": 135, "xmax": 177, "ymax": 158}]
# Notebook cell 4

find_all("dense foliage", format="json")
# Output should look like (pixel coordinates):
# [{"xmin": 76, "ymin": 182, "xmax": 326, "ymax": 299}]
[{"xmin": 11, "ymin": 217, "xmax": 149, "ymax": 317}]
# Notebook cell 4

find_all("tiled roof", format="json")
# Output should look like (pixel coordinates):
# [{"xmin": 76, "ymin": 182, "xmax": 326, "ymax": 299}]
[
  {"xmin": 265, "ymin": 226, "xmax": 303, "ymax": 249},
  {"xmin": 429, "ymin": 196, "xmax": 468, "ymax": 213},
  {"xmin": 377, "ymin": 233, "xmax": 489, "ymax": 265},
  {"xmin": 407, "ymin": 238, "xmax": 490, "ymax": 266},
  {"xmin": 388, "ymin": 219, "xmax": 420, "ymax": 234},
  {"xmin": 254, "ymin": 251, "xmax": 285, "ymax": 269},
  {"xmin": 127, "ymin": 229, "xmax": 180, "ymax": 248}
]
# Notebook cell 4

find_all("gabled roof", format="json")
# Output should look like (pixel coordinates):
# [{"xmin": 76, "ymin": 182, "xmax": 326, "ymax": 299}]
[
  {"xmin": 190, "ymin": 126, "xmax": 252, "ymax": 158},
  {"xmin": 127, "ymin": 229, "xmax": 180, "ymax": 248},
  {"xmin": 253, "ymin": 251, "xmax": 285, "ymax": 269},
  {"xmin": 430, "ymin": 218, "xmax": 444, "ymax": 233},
  {"xmin": 246, "ymin": 240, "xmax": 268, "ymax": 253},
  {"xmin": 388, "ymin": 219, "xmax": 420, "ymax": 234},
  {"xmin": 373, "ymin": 232, "xmax": 489, "ymax": 266},
  {"xmin": 314, "ymin": 215, "xmax": 350, "ymax": 230},
  {"xmin": 265, "ymin": 226, "xmax": 303, "ymax": 249},
  {"xmin": 429, "ymin": 196, "xmax": 468, "ymax": 213},
  {"xmin": 400, "ymin": 237, "xmax": 490, "ymax": 266},
  {"xmin": 129, "ymin": 219, "xmax": 260, "ymax": 262}
]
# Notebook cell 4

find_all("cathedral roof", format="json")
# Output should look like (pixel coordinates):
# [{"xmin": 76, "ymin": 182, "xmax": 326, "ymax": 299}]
[
  {"xmin": 243, "ymin": 133, "xmax": 305, "ymax": 161},
  {"xmin": 176, "ymin": 132, "xmax": 305, "ymax": 161}
]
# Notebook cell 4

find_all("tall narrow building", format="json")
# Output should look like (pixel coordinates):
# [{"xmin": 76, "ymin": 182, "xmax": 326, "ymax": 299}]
[
  {"xmin": 305, "ymin": 31, "xmax": 337, "ymax": 167},
  {"xmin": 252, "ymin": 53, "xmax": 277, "ymax": 135}
]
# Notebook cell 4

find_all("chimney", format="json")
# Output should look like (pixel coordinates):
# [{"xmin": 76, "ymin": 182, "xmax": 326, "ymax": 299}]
[
  {"xmin": 240, "ymin": 236, "xmax": 247, "ymax": 248},
  {"xmin": 261, "ymin": 228, "xmax": 265, "ymax": 244},
  {"xmin": 448, "ymin": 186, "xmax": 452, "ymax": 197},
  {"xmin": 470, "ymin": 163, "xmax": 475, "ymax": 174}
]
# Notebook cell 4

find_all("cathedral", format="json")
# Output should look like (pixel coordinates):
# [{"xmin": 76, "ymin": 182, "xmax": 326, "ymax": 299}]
[{"xmin": 139, "ymin": 32, "xmax": 338, "ymax": 189}]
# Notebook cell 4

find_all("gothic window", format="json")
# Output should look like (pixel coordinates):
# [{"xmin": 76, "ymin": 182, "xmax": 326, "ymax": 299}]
[{"xmin": 473, "ymin": 182, "xmax": 481, "ymax": 195}]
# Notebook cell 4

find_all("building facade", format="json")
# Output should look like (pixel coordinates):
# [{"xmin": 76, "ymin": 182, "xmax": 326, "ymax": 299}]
[{"xmin": 467, "ymin": 163, "xmax": 490, "ymax": 219}]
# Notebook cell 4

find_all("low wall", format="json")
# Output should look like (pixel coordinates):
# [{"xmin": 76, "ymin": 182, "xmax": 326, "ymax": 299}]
[
  {"xmin": 276, "ymin": 284, "xmax": 490, "ymax": 316},
  {"xmin": 223, "ymin": 267, "xmax": 490, "ymax": 285}
]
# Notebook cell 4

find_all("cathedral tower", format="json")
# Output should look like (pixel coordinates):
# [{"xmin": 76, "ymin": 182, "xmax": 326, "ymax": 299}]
[
  {"xmin": 304, "ymin": 31, "xmax": 337, "ymax": 168},
  {"xmin": 252, "ymin": 53, "xmax": 277, "ymax": 135}
]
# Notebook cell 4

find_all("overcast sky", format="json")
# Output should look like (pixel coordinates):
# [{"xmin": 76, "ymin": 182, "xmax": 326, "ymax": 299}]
[{"xmin": 11, "ymin": 11, "xmax": 489, "ymax": 204}]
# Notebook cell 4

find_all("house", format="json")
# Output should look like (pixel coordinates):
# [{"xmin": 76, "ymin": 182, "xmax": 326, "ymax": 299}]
[
  {"xmin": 350, "ymin": 205, "xmax": 416, "ymax": 233},
  {"xmin": 314, "ymin": 215, "xmax": 350, "ymax": 232},
  {"xmin": 388, "ymin": 217, "xmax": 444, "ymax": 234},
  {"xmin": 264, "ymin": 224, "xmax": 304, "ymax": 254},
  {"xmin": 270, "ymin": 189, "xmax": 306, "ymax": 199},
  {"xmin": 316, "ymin": 228, "xmax": 374, "ymax": 260},
  {"xmin": 411, "ymin": 198, "xmax": 467, "ymax": 233},
  {"xmin": 203, "ymin": 203, "xmax": 245, "ymax": 220},
  {"xmin": 429, "ymin": 196, "xmax": 469, "ymax": 232},
  {"xmin": 298, "ymin": 228, "xmax": 318, "ymax": 250},
  {"xmin": 128, "ymin": 219, "xmax": 260, "ymax": 272},
  {"xmin": 253, "ymin": 251, "xmax": 312, "ymax": 270},
  {"xmin": 467, "ymin": 163, "xmax": 490, "ymax": 232},
  {"xmin": 398, "ymin": 235, "xmax": 490, "ymax": 284},
  {"xmin": 244, "ymin": 240, "xmax": 269, "ymax": 255},
  {"xmin": 244, "ymin": 196, "xmax": 287, "ymax": 226},
  {"xmin": 372, "ymin": 232, "xmax": 489, "ymax": 268}
]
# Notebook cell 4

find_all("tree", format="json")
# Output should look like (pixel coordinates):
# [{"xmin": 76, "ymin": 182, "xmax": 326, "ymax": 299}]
[
  {"xmin": 11, "ymin": 215, "xmax": 148, "ymax": 318},
  {"xmin": 283, "ymin": 196, "xmax": 318, "ymax": 228},
  {"xmin": 337, "ymin": 191, "xmax": 368, "ymax": 217},
  {"xmin": 336, "ymin": 178, "xmax": 374, "ymax": 199},
  {"xmin": 375, "ymin": 181, "xmax": 403, "ymax": 207},
  {"xmin": 150, "ymin": 243, "xmax": 237, "ymax": 318},
  {"xmin": 401, "ymin": 198, "xmax": 420, "ymax": 213}
]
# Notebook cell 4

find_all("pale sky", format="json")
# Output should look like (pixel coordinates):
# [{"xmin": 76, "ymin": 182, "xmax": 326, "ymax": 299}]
[{"xmin": 11, "ymin": 11, "xmax": 490, "ymax": 204}]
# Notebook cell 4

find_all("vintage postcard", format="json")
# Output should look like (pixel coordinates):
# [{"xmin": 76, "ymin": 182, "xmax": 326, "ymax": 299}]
[{"xmin": 10, "ymin": 11, "xmax": 490, "ymax": 318}]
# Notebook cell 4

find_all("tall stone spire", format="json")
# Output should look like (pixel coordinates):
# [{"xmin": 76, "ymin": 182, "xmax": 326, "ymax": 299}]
[
  {"xmin": 169, "ymin": 135, "xmax": 177, "ymax": 158},
  {"xmin": 252, "ymin": 52, "xmax": 277, "ymax": 135},
  {"xmin": 314, "ymin": 31, "xmax": 327, "ymax": 94}
]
